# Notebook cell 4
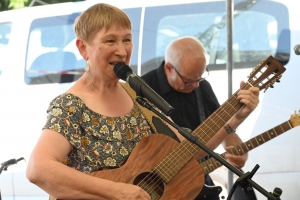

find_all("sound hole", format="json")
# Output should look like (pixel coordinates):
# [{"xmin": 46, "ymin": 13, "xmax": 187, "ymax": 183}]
[{"xmin": 133, "ymin": 171, "xmax": 165, "ymax": 200}]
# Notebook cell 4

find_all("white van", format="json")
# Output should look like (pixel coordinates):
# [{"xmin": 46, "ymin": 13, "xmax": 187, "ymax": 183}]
[{"xmin": 0, "ymin": 0, "xmax": 299, "ymax": 199}]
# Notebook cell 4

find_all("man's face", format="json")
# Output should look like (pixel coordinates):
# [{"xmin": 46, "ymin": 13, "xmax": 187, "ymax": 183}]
[{"xmin": 166, "ymin": 56, "xmax": 208, "ymax": 93}]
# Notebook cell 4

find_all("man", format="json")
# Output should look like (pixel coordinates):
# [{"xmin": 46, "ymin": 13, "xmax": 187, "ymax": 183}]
[{"xmin": 142, "ymin": 36, "xmax": 257, "ymax": 200}]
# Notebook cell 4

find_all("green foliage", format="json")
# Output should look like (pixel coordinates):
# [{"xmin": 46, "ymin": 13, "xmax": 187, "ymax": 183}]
[
  {"xmin": 8, "ymin": 0, "xmax": 28, "ymax": 9},
  {"xmin": 0, "ymin": 0, "xmax": 83, "ymax": 11},
  {"xmin": 0, "ymin": 0, "xmax": 9, "ymax": 11}
]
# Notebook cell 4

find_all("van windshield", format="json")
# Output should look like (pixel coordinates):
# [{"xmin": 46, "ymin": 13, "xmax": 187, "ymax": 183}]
[
  {"xmin": 157, "ymin": 11, "xmax": 277, "ymax": 64},
  {"xmin": 141, "ymin": 1, "xmax": 290, "ymax": 74}
]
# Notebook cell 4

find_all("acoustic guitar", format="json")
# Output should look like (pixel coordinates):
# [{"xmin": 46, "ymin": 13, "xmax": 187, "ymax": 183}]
[
  {"xmin": 198, "ymin": 111, "xmax": 300, "ymax": 199},
  {"xmin": 51, "ymin": 56, "xmax": 285, "ymax": 200}
]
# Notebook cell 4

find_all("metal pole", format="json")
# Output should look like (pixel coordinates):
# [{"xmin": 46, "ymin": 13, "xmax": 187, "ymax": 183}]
[{"xmin": 226, "ymin": 0, "xmax": 234, "ymax": 198}]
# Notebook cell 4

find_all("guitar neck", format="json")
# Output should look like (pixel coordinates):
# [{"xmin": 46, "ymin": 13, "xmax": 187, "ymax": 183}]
[
  {"xmin": 192, "ymin": 55, "xmax": 285, "ymax": 146},
  {"xmin": 200, "ymin": 120, "xmax": 294, "ymax": 174},
  {"xmin": 192, "ymin": 86, "xmax": 246, "ymax": 145}
]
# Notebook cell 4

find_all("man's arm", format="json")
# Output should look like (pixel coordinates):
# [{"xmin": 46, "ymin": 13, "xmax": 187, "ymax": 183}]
[{"xmin": 194, "ymin": 82, "xmax": 260, "ymax": 160}]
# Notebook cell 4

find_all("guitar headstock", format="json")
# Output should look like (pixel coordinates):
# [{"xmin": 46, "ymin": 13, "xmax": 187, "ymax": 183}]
[
  {"xmin": 247, "ymin": 56, "xmax": 286, "ymax": 92},
  {"xmin": 290, "ymin": 111, "xmax": 300, "ymax": 127}
]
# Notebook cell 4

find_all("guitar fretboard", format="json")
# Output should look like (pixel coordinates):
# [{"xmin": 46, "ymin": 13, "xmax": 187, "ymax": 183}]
[
  {"xmin": 192, "ymin": 85, "xmax": 246, "ymax": 146},
  {"xmin": 200, "ymin": 120, "xmax": 293, "ymax": 174}
]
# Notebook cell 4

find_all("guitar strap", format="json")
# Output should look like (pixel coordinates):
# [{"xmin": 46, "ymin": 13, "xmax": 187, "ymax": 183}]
[
  {"xmin": 120, "ymin": 81, "xmax": 158, "ymax": 133},
  {"xmin": 120, "ymin": 81, "xmax": 180, "ymax": 142},
  {"xmin": 194, "ymin": 86, "xmax": 206, "ymax": 124}
]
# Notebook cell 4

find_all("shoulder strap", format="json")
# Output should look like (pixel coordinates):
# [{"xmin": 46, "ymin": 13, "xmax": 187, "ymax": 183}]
[
  {"xmin": 120, "ymin": 81, "xmax": 159, "ymax": 133},
  {"xmin": 120, "ymin": 81, "xmax": 180, "ymax": 142},
  {"xmin": 194, "ymin": 87, "xmax": 206, "ymax": 124}
]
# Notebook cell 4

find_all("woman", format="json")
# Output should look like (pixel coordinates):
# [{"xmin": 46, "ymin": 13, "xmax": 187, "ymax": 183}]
[
  {"xmin": 26, "ymin": 3, "xmax": 154, "ymax": 200},
  {"xmin": 26, "ymin": 3, "xmax": 259, "ymax": 200}
]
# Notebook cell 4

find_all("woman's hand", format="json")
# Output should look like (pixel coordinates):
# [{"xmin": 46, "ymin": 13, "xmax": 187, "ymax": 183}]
[
  {"xmin": 224, "ymin": 146, "xmax": 248, "ymax": 169},
  {"xmin": 112, "ymin": 182, "xmax": 151, "ymax": 200}
]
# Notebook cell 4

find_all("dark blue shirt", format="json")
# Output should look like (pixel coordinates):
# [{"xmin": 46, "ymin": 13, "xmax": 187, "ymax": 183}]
[{"xmin": 142, "ymin": 61, "xmax": 220, "ymax": 131}]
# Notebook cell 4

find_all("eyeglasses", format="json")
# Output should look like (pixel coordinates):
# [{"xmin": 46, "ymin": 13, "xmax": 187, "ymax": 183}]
[{"xmin": 171, "ymin": 64, "xmax": 209, "ymax": 86}]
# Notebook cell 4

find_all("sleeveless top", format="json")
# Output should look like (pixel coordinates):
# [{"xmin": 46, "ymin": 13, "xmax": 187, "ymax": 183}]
[{"xmin": 44, "ymin": 93, "xmax": 153, "ymax": 173}]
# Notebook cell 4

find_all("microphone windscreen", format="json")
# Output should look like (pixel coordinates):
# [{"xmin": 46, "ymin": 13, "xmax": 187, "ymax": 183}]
[{"xmin": 113, "ymin": 62, "xmax": 132, "ymax": 80}]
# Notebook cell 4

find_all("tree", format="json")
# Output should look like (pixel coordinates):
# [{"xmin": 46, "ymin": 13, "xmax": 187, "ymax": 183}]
[{"xmin": 0, "ymin": 0, "xmax": 83, "ymax": 11}]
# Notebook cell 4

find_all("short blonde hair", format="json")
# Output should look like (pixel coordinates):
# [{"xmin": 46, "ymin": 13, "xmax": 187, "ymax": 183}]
[{"xmin": 74, "ymin": 3, "xmax": 132, "ymax": 43}]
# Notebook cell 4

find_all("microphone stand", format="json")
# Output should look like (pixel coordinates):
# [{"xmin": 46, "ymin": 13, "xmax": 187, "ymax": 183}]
[
  {"xmin": 0, "ymin": 157, "xmax": 25, "ymax": 200},
  {"xmin": 136, "ymin": 97, "xmax": 281, "ymax": 200}
]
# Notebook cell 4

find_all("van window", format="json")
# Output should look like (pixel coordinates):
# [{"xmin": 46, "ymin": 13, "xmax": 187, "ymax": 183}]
[
  {"xmin": 0, "ymin": 22, "xmax": 11, "ymax": 48},
  {"xmin": 141, "ymin": 1, "xmax": 290, "ymax": 74},
  {"xmin": 24, "ymin": 8, "xmax": 141, "ymax": 85},
  {"xmin": 0, "ymin": 22, "xmax": 12, "ymax": 76}
]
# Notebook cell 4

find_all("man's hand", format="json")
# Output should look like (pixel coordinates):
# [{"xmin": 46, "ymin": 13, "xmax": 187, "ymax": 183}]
[{"xmin": 234, "ymin": 81, "xmax": 260, "ymax": 123}]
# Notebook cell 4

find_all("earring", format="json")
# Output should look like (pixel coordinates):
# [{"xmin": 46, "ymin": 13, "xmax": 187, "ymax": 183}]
[{"xmin": 85, "ymin": 63, "xmax": 90, "ymax": 72}]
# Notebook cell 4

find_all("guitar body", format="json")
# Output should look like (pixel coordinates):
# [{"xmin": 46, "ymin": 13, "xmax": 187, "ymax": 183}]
[{"xmin": 90, "ymin": 134, "xmax": 205, "ymax": 200}]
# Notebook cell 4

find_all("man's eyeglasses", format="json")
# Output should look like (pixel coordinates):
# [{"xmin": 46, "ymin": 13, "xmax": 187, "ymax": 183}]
[{"xmin": 171, "ymin": 64, "xmax": 209, "ymax": 86}]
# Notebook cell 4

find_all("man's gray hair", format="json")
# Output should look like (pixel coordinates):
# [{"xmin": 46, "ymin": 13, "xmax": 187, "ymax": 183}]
[{"xmin": 165, "ymin": 36, "xmax": 207, "ymax": 68}]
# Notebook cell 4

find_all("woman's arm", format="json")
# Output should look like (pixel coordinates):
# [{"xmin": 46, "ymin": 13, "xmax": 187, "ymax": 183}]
[{"xmin": 26, "ymin": 129, "xmax": 151, "ymax": 200}]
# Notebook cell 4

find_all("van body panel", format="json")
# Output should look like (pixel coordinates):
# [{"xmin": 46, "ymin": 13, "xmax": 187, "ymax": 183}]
[{"xmin": 0, "ymin": 0, "xmax": 299, "ymax": 199}]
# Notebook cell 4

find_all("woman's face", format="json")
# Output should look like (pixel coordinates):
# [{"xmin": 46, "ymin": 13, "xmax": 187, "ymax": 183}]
[{"xmin": 86, "ymin": 23, "xmax": 133, "ymax": 81}]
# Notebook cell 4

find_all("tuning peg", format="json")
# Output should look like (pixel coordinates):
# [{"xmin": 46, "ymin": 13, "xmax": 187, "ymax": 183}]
[
  {"xmin": 268, "ymin": 83, "xmax": 274, "ymax": 88},
  {"xmin": 276, "ymin": 75, "xmax": 282, "ymax": 82},
  {"xmin": 276, "ymin": 75, "xmax": 283, "ymax": 82},
  {"xmin": 263, "ymin": 86, "xmax": 269, "ymax": 93},
  {"xmin": 292, "ymin": 110, "xmax": 299, "ymax": 118}
]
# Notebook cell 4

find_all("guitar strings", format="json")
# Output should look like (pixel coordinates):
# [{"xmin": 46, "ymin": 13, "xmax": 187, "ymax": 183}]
[
  {"xmin": 194, "ymin": 62, "xmax": 270, "ymax": 143},
  {"xmin": 192, "ymin": 82, "xmax": 250, "ymax": 144},
  {"xmin": 136, "ymin": 140, "xmax": 198, "ymax": 199}
]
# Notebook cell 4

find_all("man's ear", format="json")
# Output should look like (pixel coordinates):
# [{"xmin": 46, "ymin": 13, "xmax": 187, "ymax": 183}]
[
  {"xmin": 76, "ymin": 38, "xmax": 88, "ymax": 60},
  {"xmin": 165, "ymin": 62, "xmax": 173, "ymax": 74}
]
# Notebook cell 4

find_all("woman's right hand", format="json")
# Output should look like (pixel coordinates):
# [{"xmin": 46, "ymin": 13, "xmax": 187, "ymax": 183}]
[{"xmin": 112, "ymin": 182, "xmax": 151, "ymax": 200}]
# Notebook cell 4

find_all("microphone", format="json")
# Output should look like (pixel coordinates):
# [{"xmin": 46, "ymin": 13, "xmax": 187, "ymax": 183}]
[
  {"xmin": 294, "ymin": 44, "xmax": 300, "ymax": 55},
  {"xmin": 1, "ymin": 157, "xmax": 25, "ymax": 171},
  {"xmin": 113, "ymin": 62, "xmax": 174, "ymax": 116}
]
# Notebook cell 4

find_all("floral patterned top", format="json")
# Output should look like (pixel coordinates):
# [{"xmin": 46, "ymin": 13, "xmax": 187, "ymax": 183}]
[{"xmin": 44, "ymin": 93, "xmax": 153, "ymax": 173}]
